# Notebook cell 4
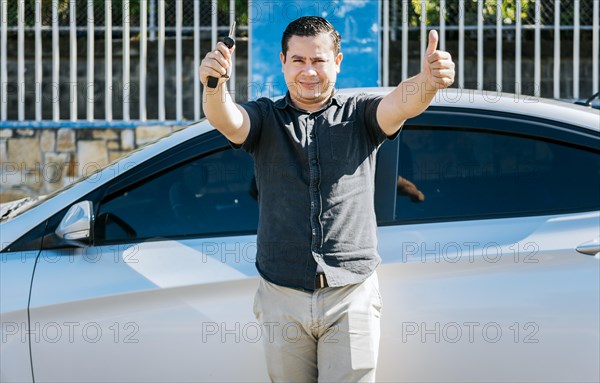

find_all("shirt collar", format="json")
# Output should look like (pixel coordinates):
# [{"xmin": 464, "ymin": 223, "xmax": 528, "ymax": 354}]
[{"xmin": 274, "ymin": 90, "xmax": 343, "ymax": 112}]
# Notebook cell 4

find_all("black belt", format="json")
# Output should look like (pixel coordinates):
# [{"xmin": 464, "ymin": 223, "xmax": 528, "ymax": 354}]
[{"xmin": 315, "ymin": 272, "xmax": 329, "ymax": 289}]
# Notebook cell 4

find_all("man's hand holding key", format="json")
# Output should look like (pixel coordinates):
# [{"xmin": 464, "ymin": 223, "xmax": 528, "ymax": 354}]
[{"xmin": 200, "ymin": 21, "xmax": 236, "ymax": 90}]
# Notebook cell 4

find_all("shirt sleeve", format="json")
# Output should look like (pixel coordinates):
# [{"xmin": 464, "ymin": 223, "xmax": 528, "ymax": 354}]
[
  {"xmin": 361, "ymin": 93, "xmax": 402, "ymax": 146},
  {"xmin": 228, "ymin": 97, "xmax": 269, "ymax": 154}
]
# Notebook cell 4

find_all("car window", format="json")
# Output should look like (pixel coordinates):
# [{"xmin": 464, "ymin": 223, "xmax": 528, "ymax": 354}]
[
  {"xmin": 395, "ymin": 127, "xmax": 600, "ymax": 222},
  {"xmin": 95, "ymin": 149, "xmax": 258, "ymax": 243}
]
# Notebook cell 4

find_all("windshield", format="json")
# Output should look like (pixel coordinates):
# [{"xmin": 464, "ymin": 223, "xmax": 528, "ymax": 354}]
[{"xmin": 0, "ymin": 167, "xmax": 98, "ymax": 222}]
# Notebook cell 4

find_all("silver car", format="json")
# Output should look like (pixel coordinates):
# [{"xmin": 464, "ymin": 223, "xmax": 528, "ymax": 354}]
[{"xmin": 1, "ymin": 88, "xmax": 599, "ymax": 382}]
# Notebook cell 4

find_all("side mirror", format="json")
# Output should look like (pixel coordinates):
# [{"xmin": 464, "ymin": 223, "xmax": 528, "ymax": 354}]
[{"xmin": 55, "ymin": 201, "xmax": 94, "ymax": 247}]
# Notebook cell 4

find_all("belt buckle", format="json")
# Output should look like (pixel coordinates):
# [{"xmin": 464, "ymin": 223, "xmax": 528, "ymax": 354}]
[{"xmin": 316, "ymin": 272, "xmax": 328, "ymax": 289}]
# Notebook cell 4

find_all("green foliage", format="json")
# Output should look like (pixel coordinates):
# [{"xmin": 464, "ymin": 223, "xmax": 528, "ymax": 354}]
[
  {"xmin": 5, "ymin": 0, "xmax": 142, "ymax": 27},
  {"xmin": 410, "ymin": 0, "xmax": 533, "ymax": 26},
  {"xmin": 499, "ymin": 0, "xmax": 532, "ymax": 24},
  {"xmin": 217, "ymin": 0, "xmax": 248, "ymax": 25},
  {"xmin": 2, "ymin": 1, "xmax": 589, "ymax": 29}
]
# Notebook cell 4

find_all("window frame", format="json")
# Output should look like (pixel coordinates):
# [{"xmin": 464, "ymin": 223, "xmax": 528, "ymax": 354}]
[
  {"xmin": 383, "ymin": 107, "xmax": 600, "ymax": 226},
  {"xmin": 93, "ymin": 131, "xmax": 259, "ymax": 245}
]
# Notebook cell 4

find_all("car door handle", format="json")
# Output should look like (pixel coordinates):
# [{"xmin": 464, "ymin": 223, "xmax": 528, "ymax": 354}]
[{"xmin": 576, "ymin": 239, "xmax": 600, "ymax": 256}]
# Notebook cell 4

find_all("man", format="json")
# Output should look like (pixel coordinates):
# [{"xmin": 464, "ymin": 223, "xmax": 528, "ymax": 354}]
[{"xmin": 199, "ymin": 16, "xmax": 454, "ymax": 382}]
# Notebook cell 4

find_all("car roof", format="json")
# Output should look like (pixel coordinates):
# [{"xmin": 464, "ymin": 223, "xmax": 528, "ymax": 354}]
[{"xmin": 339, "ymin": 87, "xmax": 600, "ymax": 133}]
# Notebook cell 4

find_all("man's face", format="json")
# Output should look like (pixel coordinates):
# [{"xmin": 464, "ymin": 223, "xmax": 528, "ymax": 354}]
[{"xmin": 280, "ymin": 33, "xmax": 343, "ymax": 111}]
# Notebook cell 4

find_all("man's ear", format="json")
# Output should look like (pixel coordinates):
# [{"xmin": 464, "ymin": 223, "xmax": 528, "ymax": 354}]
[
  {"xmin": 280, "ymin": 52, "xmax": 286, "ymax": 66},
  {"xmin": 335, "ymin": 52, "xmax": 343, "ymax": 73}
]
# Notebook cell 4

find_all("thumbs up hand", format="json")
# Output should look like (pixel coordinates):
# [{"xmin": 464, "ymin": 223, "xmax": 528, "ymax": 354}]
[{"xmin": 422, "ymin": 30, "xmax": 455, "ymax": 90}]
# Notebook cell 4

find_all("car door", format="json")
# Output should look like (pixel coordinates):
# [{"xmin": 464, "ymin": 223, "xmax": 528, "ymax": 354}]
[
  {"xmin": 28, "ymin": 133, "xmax": 268, "ymax": 382},
  {"xmin": 376, "ymin": 109, "xmax": 600, "ymax": 382}
]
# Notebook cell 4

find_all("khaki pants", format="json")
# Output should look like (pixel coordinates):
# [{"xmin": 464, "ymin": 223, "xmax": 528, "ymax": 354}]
[{"xmin": 253, "ymin": 272, "xmax": 382, "ymax": 382}]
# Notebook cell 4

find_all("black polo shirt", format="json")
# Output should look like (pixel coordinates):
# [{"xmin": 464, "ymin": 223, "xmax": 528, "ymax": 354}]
[{"xmin": 234, "ymin": 91, "xmax": 398, "ymax": 291}]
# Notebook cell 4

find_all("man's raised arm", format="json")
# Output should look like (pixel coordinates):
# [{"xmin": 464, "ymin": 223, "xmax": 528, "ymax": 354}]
[
  {"xmin": 199, "ymin": 42, "xmax": 250, "ymax": 145},
  {"xmin": 377, "ymin": 30, "xmax": 455, "ymax": 137}
]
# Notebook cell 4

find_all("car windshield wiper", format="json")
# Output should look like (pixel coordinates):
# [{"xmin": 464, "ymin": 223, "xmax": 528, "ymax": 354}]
[{"xmin": 0, "ymin": 196, "xmax": 44, "ymax": 222}]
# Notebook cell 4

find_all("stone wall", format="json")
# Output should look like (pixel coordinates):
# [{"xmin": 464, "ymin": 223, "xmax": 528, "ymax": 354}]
[{"xmin": 0, "ymin": 125, "xmax": 178, "ymax": 202}]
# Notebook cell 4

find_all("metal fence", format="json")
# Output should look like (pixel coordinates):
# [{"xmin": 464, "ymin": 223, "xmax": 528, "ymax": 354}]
[
  {"xmin": 1, "ymin": 0, "xmax": 599, "ymax": 126},
  {"xmin": 1, "ymin": 0, "xmax": 242, "ymax": 124},
  {"xmin": 385, "ymin": 0, "xmax": 598, "ymax": 96}
]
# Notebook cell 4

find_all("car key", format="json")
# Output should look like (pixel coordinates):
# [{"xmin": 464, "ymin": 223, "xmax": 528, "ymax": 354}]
[{"xmin": 207, "ymin": 21, "xmax": 236, "ymax": 89}]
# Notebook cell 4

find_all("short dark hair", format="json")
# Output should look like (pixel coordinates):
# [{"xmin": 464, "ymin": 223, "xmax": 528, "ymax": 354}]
[{"xmin": 281, "ymin": 16, "xmax": 341, "ymax": 58}]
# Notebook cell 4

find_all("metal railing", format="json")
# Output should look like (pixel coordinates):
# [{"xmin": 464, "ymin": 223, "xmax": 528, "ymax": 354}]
[
  {"xmin": 1, "ymin": 0, "xmax": 599, "ymax": 126},
  {"xmin": 1, "ymin": 0, "xmax": 243, "ymax": 125},
  {"xmin": 382, "ymin": 0, "xmax": 599, "ymax": 98}
]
